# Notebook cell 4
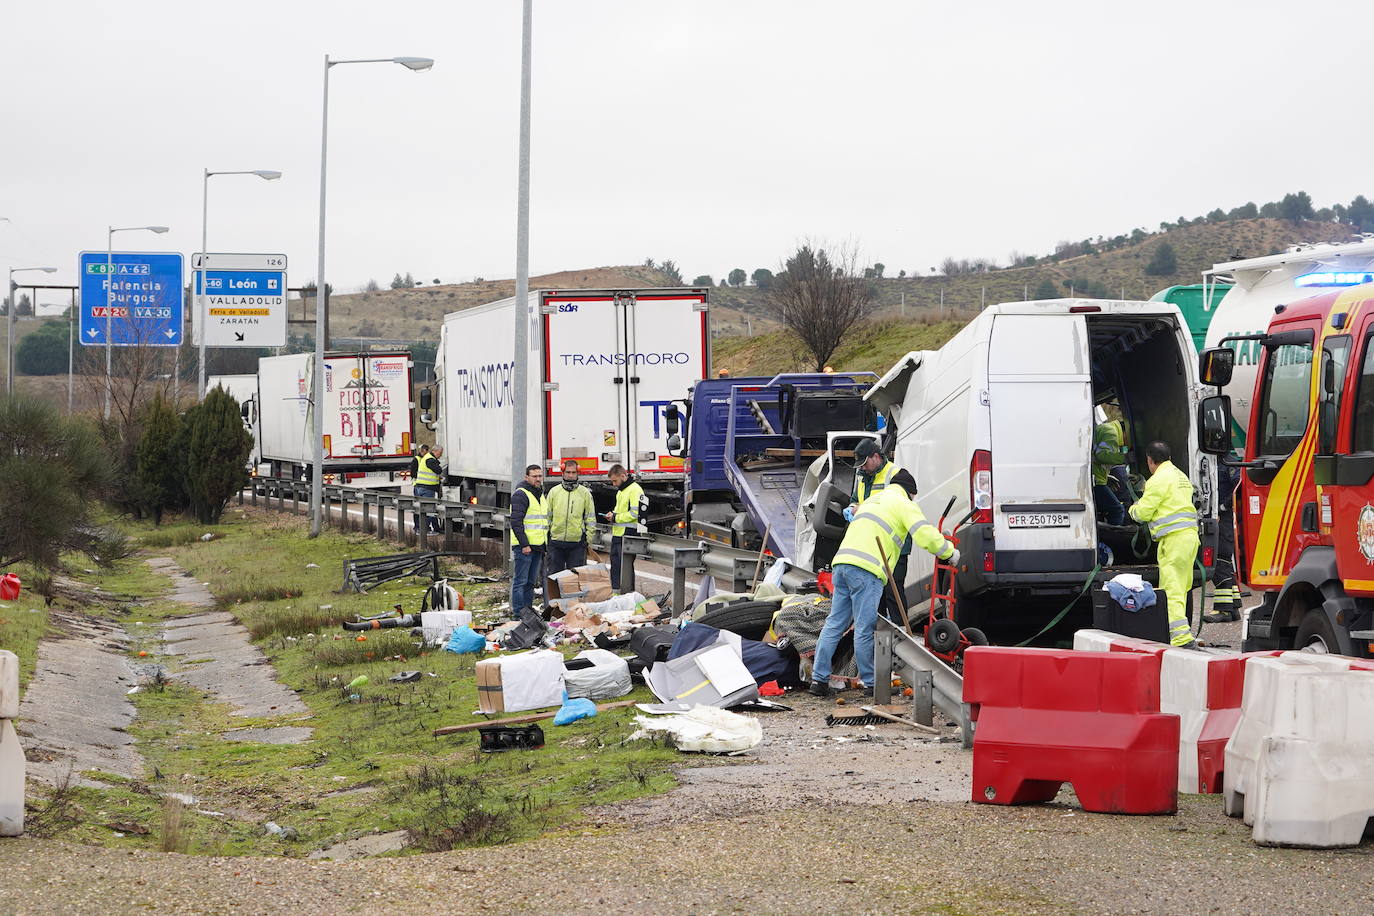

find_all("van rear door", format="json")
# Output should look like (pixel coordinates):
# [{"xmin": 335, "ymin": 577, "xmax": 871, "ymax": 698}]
[{"xmin": 987, "ymin": 314, "xmax": 1095, "ymax": 553}]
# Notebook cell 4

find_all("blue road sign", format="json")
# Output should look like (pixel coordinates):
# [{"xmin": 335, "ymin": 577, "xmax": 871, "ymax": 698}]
[
  {"xmin": 79, "ymin": 251, "xmax": 184, "ymax": 347},
  {"xmin": 194, "ymin": 270, "xmax": 284, "ymax": 296}
]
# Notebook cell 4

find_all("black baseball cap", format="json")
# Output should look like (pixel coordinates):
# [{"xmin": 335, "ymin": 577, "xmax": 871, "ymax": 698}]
[{"xmin": 853, "ymin": 439, "xmax": 879, "ymax": 464}]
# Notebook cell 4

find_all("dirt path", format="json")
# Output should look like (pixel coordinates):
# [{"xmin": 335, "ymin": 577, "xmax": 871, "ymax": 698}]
[
  {"xmin": 14, "ymin": 606, "xmax": 142, "ymax": 787},
  {"xmin": 148, "ymin": 557, "xmax": 310, "ymax": 727}
]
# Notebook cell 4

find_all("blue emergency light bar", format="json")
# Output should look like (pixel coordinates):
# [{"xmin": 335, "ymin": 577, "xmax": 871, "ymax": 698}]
[{"xmin": 1295, "ymin": 271, "xmax": 1374, "ymax": 288}]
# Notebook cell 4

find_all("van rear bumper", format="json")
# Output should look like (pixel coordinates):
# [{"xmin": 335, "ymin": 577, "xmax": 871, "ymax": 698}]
[{"xmin": 954, "ymin": 523, "xmax": 1096, "ymax": 591}]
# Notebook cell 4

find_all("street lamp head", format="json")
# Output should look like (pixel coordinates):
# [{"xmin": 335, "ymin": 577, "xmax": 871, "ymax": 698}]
[
  {"xmin": 38, "ymin": 267, "xmax": 57, "ymax": 273},
  {"xmin": 148, "ymin": 226, "xmax": 170, "ymax": 234},
  {"xmin": 393, "ymin": 57, "xmax": 434, "ymax": 71},
  {"xmin": 253, "ymin": 170, "xmax": 283, "ymax": 181}
]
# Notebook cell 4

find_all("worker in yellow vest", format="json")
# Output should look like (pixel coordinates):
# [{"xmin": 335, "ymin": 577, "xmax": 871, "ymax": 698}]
[
  {"xmin": 846, "ymin": 438, "xmax": 918, "ymax": 621},
  {"xmin": 1129, "ymin": 440, "xmax": 1200, "ymax": 648},
  {"xmin": 509, "ymin": 464, "xmax": 548, "ymax": 614},
  {"xmin": 412, "ymin": 445, "xmax": 444, "ymax": 533},
  {"xmin": 603, "ymin": 464, "xmax": 647, "ymax": 593},
  {"xmin": 546, "ymin": 459, "xmax": 597, "ymax": 576},
  {"xmin": 812, "ymin": 481, "xmax": 958, "ymax": 696}
]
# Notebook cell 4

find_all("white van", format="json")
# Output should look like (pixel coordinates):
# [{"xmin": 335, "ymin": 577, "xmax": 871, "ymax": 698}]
[{"xmin": 801, "ymin": 299, "xmax": 1218, "ymax": 640}]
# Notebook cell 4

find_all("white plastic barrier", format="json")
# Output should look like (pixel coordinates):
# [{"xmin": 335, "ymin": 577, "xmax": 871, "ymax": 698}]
[
  {"xmin": 1224, "ymin": 652, "xmax": 1374, "ymax": 847},
  {"xmin": 0, "ymin": 649, "xmax": 23, "ymax": 837},
  {"xmin": 0, "ymin": 649, "xmax": 17, "ymax": 719}
]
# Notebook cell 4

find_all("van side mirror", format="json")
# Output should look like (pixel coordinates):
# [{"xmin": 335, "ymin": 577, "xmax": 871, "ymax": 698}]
[
  {"xmin": 240, "ymin": 400, "xmax": 251, "ymax": 421},
  {"xmin": 1199, "ymin": 347, "xmax": 1234, "ymax": 387},
  {"xmin": 419, "ymin": 388, "xmax": 432, "ymax": 412},
  {"xmin": 1324, "ymin": 351, "xmax": 1337, "ymax": 395},
  {"xmin": 1198, "ymin": 395, "xmax": 1233, "ymax": 455}
]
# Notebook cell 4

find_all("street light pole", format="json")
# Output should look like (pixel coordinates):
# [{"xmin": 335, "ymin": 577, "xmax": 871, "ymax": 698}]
[
  {"xmin": 104, "ymin": 225, "xmax": 169, "ymax": 419},
  {"xmin": 198, "ymin": 169, "xmax": 282, "ymax": 399},
  {"xmin": 309, "ymin": 54, "xmax": 433, "ymax": 538},
  {"xmin": 8, "ymin": 266, "xmax": 57, "ymax": 394},
  {"xmin": 510, "ymin": 0, "xmax": 534, "ymax": 491}
]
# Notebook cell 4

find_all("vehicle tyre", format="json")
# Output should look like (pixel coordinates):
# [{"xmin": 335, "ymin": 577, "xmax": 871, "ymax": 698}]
[
  {"xmin": 928, "ymin": 617, "xmax": 961, "ymax": 654},
  {"xmin": 1294, "ymin": 607, "xmax": 1340, "ymax": 654},
  {"xmin": 693, "ymin": 600, "xmax": 778, "ymax": 641},
  {"xmin": 960, "ymin": 626, "xmax": 989, "ymax": 647}
]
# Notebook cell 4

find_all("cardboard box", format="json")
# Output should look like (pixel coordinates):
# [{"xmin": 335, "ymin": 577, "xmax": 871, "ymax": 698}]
[
  {"xmin": 575, "ymin": 563, "xmax": 613, "ymax": 602},
  {"xmin": 476, "ymin": 649, "xmax": 566, "ymax": 714}
]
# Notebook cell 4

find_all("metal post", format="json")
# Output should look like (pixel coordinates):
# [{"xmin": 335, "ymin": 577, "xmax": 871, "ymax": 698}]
[
  {"xmin": 198, "ymin": 169, "xmax": 208, "ymax": 399},
  {"xmin": 68, "ymin": 289, "xmax": 75, "ymax": 413},
  {"xmin": 509, "ymin": 0, "xmax": 533, "ymax": 491},
  {"xmin": 5, "ymin": 278, "xmax": 13, "ymax": 395},
  {"xmin": 310, "ymin": 55, "xmax": 331, "ymax": 537},
  {"xmin": 105, "ymin": 232, "xmax": 113, "ymax": 418}
]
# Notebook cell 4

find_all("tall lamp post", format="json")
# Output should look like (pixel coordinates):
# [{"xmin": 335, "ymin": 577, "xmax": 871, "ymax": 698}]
[
  {"xmin": 105, "ymin": 225, "xmax": 169, "ymax": 419},
  {"xmin": 198, "ymin": 169, "xmax": 282, "ymax": 399},
  {"xmin": 7, "ymin": 266, "xmax": 57, "ymax": 394},
  {"xmin": 309, "ymin": 54, "xmax": 433, "ymax": 537}
]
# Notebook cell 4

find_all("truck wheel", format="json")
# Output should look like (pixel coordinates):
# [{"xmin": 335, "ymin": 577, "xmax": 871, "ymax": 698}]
[
  {"xmin": 1294, "ymin": 608, "xmax": 1339, "ymax": 654},
  {"xmin": 693, "ymin": 600, "xmax": 778, "ymax": 641}
]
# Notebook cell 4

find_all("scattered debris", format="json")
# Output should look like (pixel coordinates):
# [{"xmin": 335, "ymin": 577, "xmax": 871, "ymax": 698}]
[{"xmin": 631, "ymin": 705, "xmax": 763, "ymax": 754}]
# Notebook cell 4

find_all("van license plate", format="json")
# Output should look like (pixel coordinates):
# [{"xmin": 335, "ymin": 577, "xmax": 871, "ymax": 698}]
[{"xmin": 1006, "ymin": 513, "xmax": 1070, "ymax": 528}]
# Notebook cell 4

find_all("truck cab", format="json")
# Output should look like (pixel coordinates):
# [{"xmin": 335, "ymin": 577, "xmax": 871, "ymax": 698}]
[{"xmin": 1200, "ymin": 283, "xmax": 1374, "ymax": 656}]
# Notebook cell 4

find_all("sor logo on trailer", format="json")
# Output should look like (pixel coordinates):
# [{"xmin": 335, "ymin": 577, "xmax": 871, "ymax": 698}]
[
  {"xmin": 1359, "ymin": 505, "xmax": 1374, "ymax": 563},
  {"xmin": 557, "ymin": 303, "xmax": 579, "ymax": 312}
]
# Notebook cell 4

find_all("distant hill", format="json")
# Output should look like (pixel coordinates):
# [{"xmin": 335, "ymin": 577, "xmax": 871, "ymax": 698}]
[
  {"xmin": 323, "ymin": 265, "xmax": 763, "ymax": 342},
  {"xmin": 319, "ymin": 217, "xmax": 1359, "ymax": 356},
  {"xmin": 709, "ymin": 217, "xmax": 1362, "ymax": 376}
]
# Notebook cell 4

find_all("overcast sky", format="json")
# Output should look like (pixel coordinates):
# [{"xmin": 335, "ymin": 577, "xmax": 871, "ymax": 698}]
[{"xmin": 4, "ymin": 0, "xmax": 1372, "ymax": 310}]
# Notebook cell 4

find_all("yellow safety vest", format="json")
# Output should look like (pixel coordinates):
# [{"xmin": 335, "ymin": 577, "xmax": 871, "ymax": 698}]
[
  {"xmin": 833, "ymin": 486, "xmax": 953, "ymax": 582},
  {"xmin": 856, "ymin": 460, "xmax": 903, "ymax": 506},
  {"xmin": 1091, "ymin": 421, "xmax": 1126, "ymax": 486},
  {"xmin": 1128, "ymin": 460, "xmax": 1198, "ymax": 540},
  {"xmin": 547, "ymin": 484, "xmax": 596, "ymax": 542},
  {"xmin": 612, "ymin": 480, "xmax": 646, "ymax": 537},
  {"xmin": 510, "ymin": 486, "xmax": 549, "ymax": 547},
  {"xmin": 414, "ymin": 454, "xmax": 442, "ymax": 487}
]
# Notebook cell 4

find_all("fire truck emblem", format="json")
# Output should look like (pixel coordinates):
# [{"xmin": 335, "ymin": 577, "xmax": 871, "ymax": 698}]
[{"xmin": 1359, "ymin": 505, "xmax": 1374, "ymax": 563}]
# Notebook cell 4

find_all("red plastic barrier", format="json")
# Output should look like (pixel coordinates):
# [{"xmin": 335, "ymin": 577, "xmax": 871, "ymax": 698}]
[
  {"xmin": 964, "ymin": 646, "xmax": 1180, "ymax": 814},
  {"xmin": 0, "ymin": 574, "xmax": 19, "ymax": 601}
]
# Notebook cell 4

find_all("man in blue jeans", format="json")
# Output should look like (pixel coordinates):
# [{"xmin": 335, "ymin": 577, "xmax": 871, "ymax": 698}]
[
  {"xmin": 508, "ymin": 464, "xmax": 548, "ymax": 614},
  {"xmin": 811, "ymin": 481, "xmax": 958, "ymax": 696}
]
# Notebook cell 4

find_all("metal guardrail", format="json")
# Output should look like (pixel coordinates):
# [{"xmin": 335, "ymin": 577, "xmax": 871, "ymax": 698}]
[{"xmin": 244, "ymin": 476, "xmax": 818, "ymax": 595}]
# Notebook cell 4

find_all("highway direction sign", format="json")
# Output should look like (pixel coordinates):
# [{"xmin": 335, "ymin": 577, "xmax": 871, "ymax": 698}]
[
  {"xmin": 78, "ymin": 251, "xmax": 184, "ymax": 347},
  {"xmin": 193, "ymin": 252, "xmax": 288, "ymax": 347}
]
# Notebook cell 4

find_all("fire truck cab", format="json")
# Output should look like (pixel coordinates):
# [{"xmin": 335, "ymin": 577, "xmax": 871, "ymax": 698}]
[{"xmin": 1199, "ymin": 283, "xmax": 1374, "ymax": 657}]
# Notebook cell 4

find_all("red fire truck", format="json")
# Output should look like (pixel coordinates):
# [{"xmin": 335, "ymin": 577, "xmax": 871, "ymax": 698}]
[{"xmin": 1199, "ymin": 282, "xmax": 1374, "ymax": 657}]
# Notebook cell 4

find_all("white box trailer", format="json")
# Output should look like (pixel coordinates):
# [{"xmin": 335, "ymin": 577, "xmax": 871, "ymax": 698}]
[
  {"xmin": 256, "ymin": 351, "xmax": 415, "ymax": 480},
  {"xmin": 798, "ymin": 299, "xmax": 1218, "ymax": 641},
  {"xmin": 426, "ymin": 288, "xmax": 709, "ymax": 517},
  {"xmin": 207, "ymin": 373, "xmax": 263, "ymax": 472}
]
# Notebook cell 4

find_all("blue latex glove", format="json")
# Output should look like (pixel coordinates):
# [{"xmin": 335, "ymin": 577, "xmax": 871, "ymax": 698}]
[{"xmin": 842, "ymin": 505, "xmax": 855, "ymax": 523}]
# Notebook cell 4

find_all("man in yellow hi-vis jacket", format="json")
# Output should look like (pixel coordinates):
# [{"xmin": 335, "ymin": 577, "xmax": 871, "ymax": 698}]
[
  {"xmin": 811, "ymin": 481, "xmax": 958, "ymax": 696},
  {"xmin": 1129, "ymin": 440, "xmax": 1200, "ymax": 648}
]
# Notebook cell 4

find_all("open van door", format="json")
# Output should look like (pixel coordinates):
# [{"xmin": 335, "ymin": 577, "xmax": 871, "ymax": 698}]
[
  {"xmin": 796, "ymin": 430, "xmax": 880, "ymax": 570},
  {"xmin": 987, "ymin": 314, "xmax": 1096, "ymax": 558}
]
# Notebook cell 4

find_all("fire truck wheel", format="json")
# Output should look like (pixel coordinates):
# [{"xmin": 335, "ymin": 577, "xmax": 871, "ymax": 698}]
[{"xmin": 1294, "ymin": 608, "xmax": 1339, "ymax": 654}]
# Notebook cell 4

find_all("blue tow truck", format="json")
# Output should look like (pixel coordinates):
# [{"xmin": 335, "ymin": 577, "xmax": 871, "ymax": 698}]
[{"xmin": 665, "ymin": 372, "xmax": 878, "ymax": 566}]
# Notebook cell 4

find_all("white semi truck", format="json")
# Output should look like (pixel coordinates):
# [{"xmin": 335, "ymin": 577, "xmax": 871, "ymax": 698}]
[
  {"xmin": 1201, "ymin": 238, "xmax": 1374, "ymax": 449},
  {"xmin": 253, "ymin": 351, "xmax": 416, "ymax": 481},
  {"xmin": 423, "ymin": 288, "xmax": 710, "ymax": 521},
  {"xmin": 207, "ymin": 373, "xmax": 263, "ymax": 474}
]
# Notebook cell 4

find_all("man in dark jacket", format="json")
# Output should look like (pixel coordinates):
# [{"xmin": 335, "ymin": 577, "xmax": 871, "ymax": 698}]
[
  {"xmin": 509, "ymin": 464, "xmax": 548, "ymax": 613},
  {"xmin": 1205, "ymin": 453, "xmax": 1241, "ymax": 623}
]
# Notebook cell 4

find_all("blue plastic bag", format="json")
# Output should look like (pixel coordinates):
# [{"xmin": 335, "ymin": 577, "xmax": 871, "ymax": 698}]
[
  {"xmin": 553, "ymin": 697, "xmax": 598, "ymax": 726},
  {"xmin": 443, "ymin": 625, "xmax": 485, "ymax": 654}
]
